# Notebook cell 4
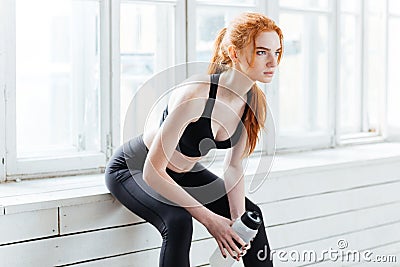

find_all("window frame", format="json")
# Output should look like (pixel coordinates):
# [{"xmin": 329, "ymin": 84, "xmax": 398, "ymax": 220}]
[
  {"xmin": 386, "ymin": 0, "xmax": 400, "ymax": 142},
  {"xmin": 0, "ymin": 0, "xmax": 6, "ymax": 183},
  {"xmin": 110, "ymin": 0, "xmax": 121, "ymax": 154}
]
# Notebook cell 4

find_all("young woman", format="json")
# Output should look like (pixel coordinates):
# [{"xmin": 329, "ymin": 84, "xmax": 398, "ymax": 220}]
[{"xmin": 105, "ymin": 12, "xmax": 283, "ymax": 267}]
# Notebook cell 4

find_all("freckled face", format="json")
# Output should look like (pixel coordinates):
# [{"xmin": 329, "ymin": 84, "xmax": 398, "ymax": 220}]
[{"xmin": 236, "ymin": 31, "xmax": 282, "ymax": 83}]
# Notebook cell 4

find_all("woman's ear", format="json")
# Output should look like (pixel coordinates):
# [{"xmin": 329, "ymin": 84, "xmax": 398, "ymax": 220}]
[{"xmin": 227, "ymin": 45, "xmax": 239, "ymax": 63}]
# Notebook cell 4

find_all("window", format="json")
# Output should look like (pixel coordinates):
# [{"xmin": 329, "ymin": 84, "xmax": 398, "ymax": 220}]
[
  {"xmin": 338, "ymin": 0, "xmax": 386, "ymax": 143},
  {"xmin": 277, "ymin": 0, "xmax": 390, "ymax": 149},
  {"xmin": 277, "ymin": 0, "xmax": 332, "ymax": 150},
  {"xmin": 16, "ymin": 0, "xmax": 101, "ymax": 158},
  {"xmin": 189, "ymin": 1, "xmax": 257, "ymax": 62},
  {"xmin": 2, "ymin": 0, "xmax": 107, "ymax": 181},
  {"xmin": 118, "ymin": 1, "xmax": 178, "ymax": 144}
]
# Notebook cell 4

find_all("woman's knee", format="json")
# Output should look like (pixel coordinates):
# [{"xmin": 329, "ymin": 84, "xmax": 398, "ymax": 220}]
[{"xmin": 162, "ymin": 210, "xmax": 193, "ymax": 239}]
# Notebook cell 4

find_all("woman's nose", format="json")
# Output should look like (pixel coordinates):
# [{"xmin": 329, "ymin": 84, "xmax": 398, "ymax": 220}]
[{"xmin": 267, "ymin": 53, "xmax": 277, "ymax": 67}]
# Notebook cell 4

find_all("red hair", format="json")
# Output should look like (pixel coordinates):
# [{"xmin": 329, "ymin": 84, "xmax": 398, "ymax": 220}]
[{"xmin": 208, "ymin": 12, "xmax": 284, "ymax": 158}]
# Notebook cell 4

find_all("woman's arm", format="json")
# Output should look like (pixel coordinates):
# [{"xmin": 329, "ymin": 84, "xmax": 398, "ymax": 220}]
[
  {"xmin": 143, "ymin": 87, "xmax": 211, "ymax": 217},
  {"xmin": 143, "ymin": 84, "xmax": 246, "ymax": 258},
  {"xmin": 224, "ymin": 164, "xmax": 245, "ymax": 220},
  {"xmin": 223, "ymin": 127, "xmax": 248, "ymax": 220}
]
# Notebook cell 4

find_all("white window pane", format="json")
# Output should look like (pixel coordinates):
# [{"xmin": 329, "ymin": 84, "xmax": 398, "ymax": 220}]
[
  {"xmin": 196, "ymin": 0, "xmax": 256, "ymax": 5},
  {"xmin": 195, "ymin": 7, "xmax": 253, "ymax": 61},
  {"xmin": 120, "ymin": 3, "xmax": 175, "ymax": 142},
  {"xmin": 16, "ymin": 0, "xmax": 101, "ymax": 157},
  {"xmin": 367, "ymin": 0, "xmax": 385, "ymax": 14},
  {"xmin": 388, "ymin": 18, "xmax": 400, "ymax": 130},
  {"xmin": 280, "ymin": 0, "xmax": 330, "ymax": 10},
  {"xmin": 365, "ymin": 0, "xmax": 386, "ymax": 134},
  {"xmin": 340, "ymin": 0, "xmax": 361, "ymax": 13},
  {"xmin": 339, "ymin": 14, "xmax": 361, "ymax": 134},
  {"xmin": 278, "ymin": 13, "xmax": 330, "ymax": 134},
  {"xmin": 389, "ymin": 0, "xmax": 400, "ymax": 15}
]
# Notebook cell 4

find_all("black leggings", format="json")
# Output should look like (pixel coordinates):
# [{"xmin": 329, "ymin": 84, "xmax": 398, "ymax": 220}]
[{"xmin": 105, "ymin": 134, "xmax": 273, "ymax": 267}]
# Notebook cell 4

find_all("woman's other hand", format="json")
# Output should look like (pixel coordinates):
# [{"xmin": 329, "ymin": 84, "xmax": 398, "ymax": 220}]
[{"xmin": 204, "ymin": 213, "xmax": 247, "ymax": 260}]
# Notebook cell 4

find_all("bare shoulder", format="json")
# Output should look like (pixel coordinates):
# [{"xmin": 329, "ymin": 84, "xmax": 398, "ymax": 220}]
[{"xmin": 168, "ymin": 74, "xmax": 211, "ymax": 114}]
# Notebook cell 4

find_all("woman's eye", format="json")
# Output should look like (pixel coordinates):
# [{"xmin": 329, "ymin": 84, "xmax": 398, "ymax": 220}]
[
  {"xmin": 256, "ymin": 51, "xmax": 266, "ymax": 55},
  {"xmin": 274, "ymin": 52, "xmax": 281, "ymax": 57}
]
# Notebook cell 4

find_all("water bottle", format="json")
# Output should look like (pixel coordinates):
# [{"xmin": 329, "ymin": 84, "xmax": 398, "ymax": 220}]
[{"xmin": 209, "ymin": 210, "xmax": 262, "ymax": 267}]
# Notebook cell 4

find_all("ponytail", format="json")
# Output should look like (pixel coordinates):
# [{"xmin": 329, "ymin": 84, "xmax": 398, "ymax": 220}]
[{"xmin": 208, "ymin": 27, "xmax": 230, "ymax": 74}]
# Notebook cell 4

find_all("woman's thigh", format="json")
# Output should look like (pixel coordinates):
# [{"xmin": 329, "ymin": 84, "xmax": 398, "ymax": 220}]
[
  {"xmin": 169, "ymin": 164, "xmax": 233, "ymax": 218},
  {"xmin": 106, "ymin": 169, "xmax": 192, "ymax": 235},
  {"xmin": 174, "ymin": 164, "xmax": 263, "ymax": 220}
]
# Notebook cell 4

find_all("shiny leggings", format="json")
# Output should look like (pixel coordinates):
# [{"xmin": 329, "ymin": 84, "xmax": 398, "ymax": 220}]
[{"xmin": 104, "ymin": 134, "xmax": 273, "ymax": 267}]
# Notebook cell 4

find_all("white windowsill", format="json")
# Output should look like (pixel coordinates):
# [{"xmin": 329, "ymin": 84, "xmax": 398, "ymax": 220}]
[{"xmin": 1, "ymin": 142, "xmax": 400, "ymax": 215}]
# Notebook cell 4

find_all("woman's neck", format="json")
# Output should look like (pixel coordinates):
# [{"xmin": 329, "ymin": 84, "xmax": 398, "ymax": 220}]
[{"xmin": 218, "ymin": 68, "xmax": 254, "ymax": 100}]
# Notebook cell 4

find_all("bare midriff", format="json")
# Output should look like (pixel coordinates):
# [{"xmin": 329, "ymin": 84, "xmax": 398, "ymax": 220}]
[{"xmin": 142, "ymin": 127, "xmax": 201, "ymax": 174}]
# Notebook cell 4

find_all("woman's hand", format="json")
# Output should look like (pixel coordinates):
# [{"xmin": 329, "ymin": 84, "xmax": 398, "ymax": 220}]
[{"xmin": 204, "ymin": 213, "xmax": 247, "ymax": 260}]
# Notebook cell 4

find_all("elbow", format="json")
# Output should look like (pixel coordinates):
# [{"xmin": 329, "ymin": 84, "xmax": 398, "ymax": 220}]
[
  {"xmin": 142, "ymin": 164, "xmax": 154, "ymax": 188},
  {"xmin": 225, "ymin": 163, "xmax": 243, "ymax": 174},
  {"xmin": 142, "ymin": 159, "xmax": 164, "ymax": 189},
  {"xmin": 142, "ymin": 160, "xmax": 153, "ymax": 186}
]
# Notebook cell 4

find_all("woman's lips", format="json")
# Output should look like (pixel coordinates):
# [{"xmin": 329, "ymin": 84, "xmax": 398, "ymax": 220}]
[{"xmin": 264, "ymin": 71, "xmax": 274, "ymax": 76}]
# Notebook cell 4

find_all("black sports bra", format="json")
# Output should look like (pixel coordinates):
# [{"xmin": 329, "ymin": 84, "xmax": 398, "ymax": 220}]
[{"xmin": 159, "ymin": 73, "xmax": 251, "ymax": 157}]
